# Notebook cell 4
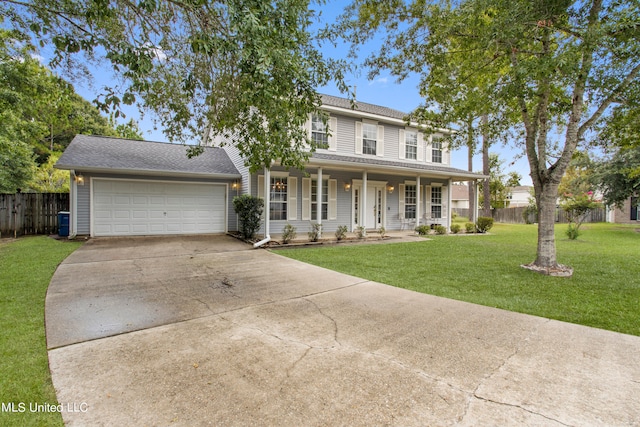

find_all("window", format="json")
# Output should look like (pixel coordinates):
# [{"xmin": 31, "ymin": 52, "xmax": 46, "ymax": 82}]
[
  {"xmin": 311, "ymin": 179, "xmax": 328, "ymax": 220},
  {"xmin": 405, "ymin": 131, "xmax": 417, "ymax": 160},
  {"xmin": 431, "ymin": 186, "xmax": 442, "ymax": 218},
  {"xmin": 405, "ymin": 185, "xmax": 417, "ymax": 219},
  {"xmin": 362, "ymin": 123, "xmax": 377, "ymax": 155},
  {"xmin": 270, "ymin": 177, "xmax": 287, "ymax": 220},
  {"xmin": 311, "ymin": 114, "xmax": 328, "ymax": 147},
  {"xmin": 432, "ymin": 137, "xmax": 443, "ymax": 163}
]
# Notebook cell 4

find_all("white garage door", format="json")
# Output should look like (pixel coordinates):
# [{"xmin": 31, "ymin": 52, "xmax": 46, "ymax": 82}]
[{"xmin": 93, "ymin": 179, "xmax": 226, "ymax": 236}]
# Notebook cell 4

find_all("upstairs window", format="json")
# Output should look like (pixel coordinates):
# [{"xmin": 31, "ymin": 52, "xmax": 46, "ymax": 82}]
[
  {"xmin": 311, "ymin": 114, "xmax": 328, "ymax": 147},
  {"xmin": 362, "ymin": 123, "xmax": 377, "ymax": 155},
  {"xmin": 405, "ymin": 131, "xmax": 418, "ymax": 160},
  {"xmin": 432, "ymin": 137, "xmax": 443, "ymax": 163}
]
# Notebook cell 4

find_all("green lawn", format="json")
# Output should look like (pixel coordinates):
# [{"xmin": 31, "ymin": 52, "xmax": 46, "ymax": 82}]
[
  {"xmin": 276, "ymin": 223, "xmax": 640, "ymax": 337},
  {"xmin": 0, "ymin": 236, "xmax": 83, "ymax": 427}
]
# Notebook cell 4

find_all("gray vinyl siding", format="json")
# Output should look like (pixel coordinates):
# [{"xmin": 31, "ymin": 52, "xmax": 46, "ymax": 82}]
[
  {"xmin": 77, "ymin": 181, "xmax": 91, "ymax": 235},
  {"xmin": 74, "ymin": 171, "xmax": 237, "ymax": 235},
  {"xmin": 220, "ymin": 142, "xmax": 250, "ymax": 195}
]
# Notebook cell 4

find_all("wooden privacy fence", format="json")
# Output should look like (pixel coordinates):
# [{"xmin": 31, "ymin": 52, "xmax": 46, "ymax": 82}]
[
  {"xmin": 0, "ymin": 193, "xmax": 70, "ymax": 237},
  {"xmin": 453, "ymin": 206, "xmax": 606, "ymax": 224}
]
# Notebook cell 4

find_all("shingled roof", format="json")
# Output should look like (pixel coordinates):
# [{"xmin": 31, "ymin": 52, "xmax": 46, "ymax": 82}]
[
  {"xmin": 56, "ymin": 135, "xmax": 240, "ymax": 178},
  {"xmin": 320, "ymin": 94, "xmax": 408, "ymax": 120}
]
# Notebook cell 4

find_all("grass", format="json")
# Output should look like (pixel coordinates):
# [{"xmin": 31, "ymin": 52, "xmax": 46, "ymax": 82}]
[
  {"xmin": 0, "ymin": 236, "xmax": 82, "ymax": 427},
  {"xmin": 276, "ymin": 222, "xmax": 640, "ymax": 337}
]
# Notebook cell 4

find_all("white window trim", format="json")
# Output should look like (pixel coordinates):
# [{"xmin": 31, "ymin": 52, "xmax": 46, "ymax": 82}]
[{"xmin": 302, "ymin": 175, "xmax": 337, "ymax": 221}]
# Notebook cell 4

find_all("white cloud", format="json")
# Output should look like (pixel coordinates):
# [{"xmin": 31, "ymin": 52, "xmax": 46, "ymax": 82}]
[{"xmin": 368, "ymin": 76, "xmax": 389, "ymax": 86}]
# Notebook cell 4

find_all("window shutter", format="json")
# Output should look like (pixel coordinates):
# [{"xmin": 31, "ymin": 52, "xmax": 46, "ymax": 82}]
[
  {"xmin": 442, "ymin": 186, "xmax": 448, "ymax": 219},
  {"xmin": 257, "ymin": 175, "xmax": 265, "ymax": 199},
  {"xmin": 288, "ymin": 177, "xmax": 298, "ymax": 220},
  {"xmin": 377, "ymin": 125, "xmax": 385, "ymax": 157},
  {"xmin": 425, "ymin": 136, "xmax": 432, "ymax": 163},
  {"xmin": 302, "ymin": 177, "xmax": 311, "ymax": 220},
  {"xmin": 417, "ymin": 132, "xmax": 424, "ymax": 162},
  {"xmin": 355, "ymin": 121, "xmax": 363, "ymax": 154},
  {"xmin": 398, "ymin": 129, "xmax": 405, "ymax": 160},
  {"xmin": 631, "ymin": 197, "xmax": 638, "ymax": 221},
  {"xmin": 443, "ymin": 142, "xmax": 450, "ymax": 165},
  {"xmin": 329, "ymin": 179, "xmax": 337, "ymax": 220},
  {"xmin": 328, "ymin": 117, "xmax": 338, "ymax": 151},
  {"xmin": 425, "ymin": 185, "xmax": 432, "ymax": 218},
  {"xmin": 399, "ymin": 184, "xmax": 405, "ymax": 215}
]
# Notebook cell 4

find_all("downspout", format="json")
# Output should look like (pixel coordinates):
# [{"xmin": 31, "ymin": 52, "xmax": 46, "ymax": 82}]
[{"xmin": 254, "ymin": 165, "xmax": 271, "ymax": 248}]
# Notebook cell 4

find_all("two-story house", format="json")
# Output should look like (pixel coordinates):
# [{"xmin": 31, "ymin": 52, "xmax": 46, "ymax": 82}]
[
  {"xmin": 217, "ymin": 94, "xmax": 486, "ymax": 239},
  {"xmin": 55, "ymin": 94, "xmax": 485, "ymax": 238}
]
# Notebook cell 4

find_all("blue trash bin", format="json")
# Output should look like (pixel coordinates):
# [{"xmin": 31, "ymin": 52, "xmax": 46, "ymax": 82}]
[{"xmin": 58, "ymin": 211, "xmax": 70, "ymax": 237}]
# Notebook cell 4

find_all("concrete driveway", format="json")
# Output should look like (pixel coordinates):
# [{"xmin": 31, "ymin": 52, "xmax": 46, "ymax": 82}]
[{"xmin": 46, "ymin": 235, "xmax": 640, "ymax": 426}]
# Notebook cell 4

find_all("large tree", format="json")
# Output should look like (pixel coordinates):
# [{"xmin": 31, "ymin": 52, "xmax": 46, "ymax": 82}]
[
  {"xmin": 2, "ymin": 0, "xmax": 341, "ymax": 172},
  {"xmin": 331, "ymin": 0, "xmax": 640, "ymax": 274},
  {"xmin": 0, "ymin": 29, "xmax": 143, "ymax": 191}
]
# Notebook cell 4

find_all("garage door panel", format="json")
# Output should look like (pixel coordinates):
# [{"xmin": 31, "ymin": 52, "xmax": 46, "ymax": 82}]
[{"xmin": 93, "ymin": 179, "xmax": 226, "ymax": 236}]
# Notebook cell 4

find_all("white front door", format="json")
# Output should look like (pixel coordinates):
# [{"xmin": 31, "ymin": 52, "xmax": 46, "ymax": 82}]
[{"xmin": 365, "ymin": 185, "xmax": 385, "ymax": 229}]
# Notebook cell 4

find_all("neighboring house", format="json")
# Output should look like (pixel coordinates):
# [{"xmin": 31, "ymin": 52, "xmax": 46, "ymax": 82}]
[
  {"xmin": 450, "ymin": 183, "xmax": 470, "ymax": 209},
  {"xmin": 507, "ymin": 186, "xmax": 534, "ymax": 207},
  {"xmin": 610, "ymin": 196, "xmax": 639, "ymax": 224},
  {"xmin": 56, "ymin": 94, "xmax": 486, "ymax": 237}
]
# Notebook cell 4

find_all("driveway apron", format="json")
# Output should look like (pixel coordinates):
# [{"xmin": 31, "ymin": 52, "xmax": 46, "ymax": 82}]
[{"xmin": 46, "ymin": 235, "xmax": 640, "ymax": 426}]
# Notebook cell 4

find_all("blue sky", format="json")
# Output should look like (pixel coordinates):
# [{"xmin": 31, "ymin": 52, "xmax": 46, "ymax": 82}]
[{"xmin": 62, "ymin": 0, "xmax": 533, "ymax": 185}]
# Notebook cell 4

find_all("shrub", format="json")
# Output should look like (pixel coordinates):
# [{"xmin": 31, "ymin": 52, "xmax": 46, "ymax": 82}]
[
  {"xmin": 233, "ymin": 194, "xmax": 264, "ymax": 239},
  {"xmin": 434, "ymin": 225, "xmax": 447, "ymax": 235},
  {"xmin": 377, "ymin": 226, "xmax": 386, "ymax": 238},
  {"xmin": 566, "ymin": 223, "xmax": 581, "ymax": 240},
  {"xmin": 476, "ymin": 216, "xmax": 494, "ymax": 233},
  {"xmin": 560, "ymin": 191, "xmax": 602, "ymax": 240},
  {"xmin": 335, "ymin": 225, "xmax": 348, "ymax": 241},
  {"xmin": 282, "ymin": 223, "xmax": 297, "ymax": 244},
  {"xmin": 450, "ymin": 224, "xmax": 461, "ymax": 234},
  {"xmin": 355, "ymin": 226, "xmax": 366, "ymax": 239},
  {"xmin": 415, "ymin": 225, "xmax": 430, "ymax": 236},
  {"xmin": 465, "ymin": 222, "xmax": 476, "ymax": 233},
  {"xmin": 308, "ymin": 223, "xmax": 322, "ymax": 242}
]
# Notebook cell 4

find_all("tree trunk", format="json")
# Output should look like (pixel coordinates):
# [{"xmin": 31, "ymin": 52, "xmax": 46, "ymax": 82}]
[
  {"xmin": 467, "ymin": 121, "xmax": 475, "ymax": 223},
  {"xmin": 534, "ymin": 182, "xmax": 559, "ymax": 267},
  {"xmin": 481, "ymin": 115, "xmax": 491, "ymax": 216}
]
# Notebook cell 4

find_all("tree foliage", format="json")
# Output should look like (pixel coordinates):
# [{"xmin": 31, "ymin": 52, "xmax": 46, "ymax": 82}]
[
  {"xmin": 3, "ymin": 0, "xmax": 342, "ymax": 172},
  {"xmin": 592, "ymin": 146, "xmax": 640, "ymax": 209},
  {"xmin": 478, "ymin": 153, "xmax": 521, "ymax": 209},
  {"xmin": 0, "ymin": 29, "xmax": 142, "ymax": 192},
  {"xmin": 330, "ymin": 0, "xmax": 640, "ymax": 271}
]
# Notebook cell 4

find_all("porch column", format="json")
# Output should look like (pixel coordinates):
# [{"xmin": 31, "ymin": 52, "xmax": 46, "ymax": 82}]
[
  {"xmin": 447, "ymin": 178, "xmax": 453, "ymax": 231},
  {"xmin": 362, "ymin": 170, "xmax": 368, "ymax": 235},
  {"xmin": 264, "ymin": 165, "xmax": 270, "ymax": 239},
  {"xmin": 317, "ymin": 167, "xmax": 323, "ymax": 238},
  {"xmin": 416, "ymin": 175, "xmax": 421, "ymax": 228}
]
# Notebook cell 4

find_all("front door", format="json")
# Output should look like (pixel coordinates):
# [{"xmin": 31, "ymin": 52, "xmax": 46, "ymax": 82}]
[{"xmin": 366, "ymin": 185, "xmax": 385, "ymax": 229}]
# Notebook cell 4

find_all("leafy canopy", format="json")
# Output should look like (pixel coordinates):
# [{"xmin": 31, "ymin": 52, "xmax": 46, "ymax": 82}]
[{"xmin": 3, "ymin": 0, "xmax": 343, "ymax": 172}]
